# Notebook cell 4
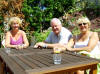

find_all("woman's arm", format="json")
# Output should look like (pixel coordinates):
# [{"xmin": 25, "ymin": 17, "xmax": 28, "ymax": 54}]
[
  {"xmin": 87, "ymin": 32, "xmax": 99, "ymax": 51},
  {"xmin": 5, "ymin": 32, "xmax": 17, "ymax": 48},
  {"xmin": 67, "ymin": 32, "xmax": 99, "ymax": 52},
  {"xmin": 67, "ymin": 37, "xmax": 75, "ymax": 48},
  {"xmin": 65, "ymin": 37, "xmax": 75, "ymax": 51},
  {"xmin": 22, "ymin": 31, "xmax": 29, "ymax": 48}
]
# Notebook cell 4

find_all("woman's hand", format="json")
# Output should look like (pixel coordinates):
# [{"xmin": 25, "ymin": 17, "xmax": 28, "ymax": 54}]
[
  {"xmin": 54, "ymin": 44, "xmax": 67, "ymax": 52},
  {"xmin": 15, "ymin": 44, "xmax": 24, "ymax": 50},
  {"xmin": 66, "ymin": 45, "xmax": 75, "ymax": 51}
]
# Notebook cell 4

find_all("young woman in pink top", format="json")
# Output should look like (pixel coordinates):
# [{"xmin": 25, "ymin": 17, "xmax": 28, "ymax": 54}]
[{"xmin": 5, "ymin": 17, "xmax": 29, "ymax": 49}]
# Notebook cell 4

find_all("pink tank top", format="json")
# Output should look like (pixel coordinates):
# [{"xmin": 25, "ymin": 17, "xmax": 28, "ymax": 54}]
[{"xmin": 10, "ymin": 35, "xmax": 23, "ymax": 45}]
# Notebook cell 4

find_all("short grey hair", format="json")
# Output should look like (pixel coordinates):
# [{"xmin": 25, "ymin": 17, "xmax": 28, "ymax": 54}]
[{"xmin": 50, "ymin": 18, "xmax": 62, "ymax": 26}]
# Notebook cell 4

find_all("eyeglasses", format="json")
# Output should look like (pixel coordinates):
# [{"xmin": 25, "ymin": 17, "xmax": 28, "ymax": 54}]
[{"xmin": 78, "ymin": 23, "xmax": 87, "ymax": 26}]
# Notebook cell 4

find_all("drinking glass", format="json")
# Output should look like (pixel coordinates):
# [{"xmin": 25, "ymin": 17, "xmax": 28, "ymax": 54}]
[
  {"xmin": 53, "ymin": 53, "xmax": 62, "ymax": 64},
  {"xmin": 53, "ymin": 47, "xmax": 62, "ymax": 64},
  {"xmin": 5, "ymin": 48, "xmax": 11, "ymax": 54}
]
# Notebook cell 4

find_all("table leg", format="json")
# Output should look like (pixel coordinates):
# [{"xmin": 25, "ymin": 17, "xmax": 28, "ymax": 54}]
[
  {"xmin": 0, "ymin": 58, "xmax": 5, "ymax": 74},
  {"xmin": 89, "ymin": 64, "xmax": 97, "ymax": 74}
]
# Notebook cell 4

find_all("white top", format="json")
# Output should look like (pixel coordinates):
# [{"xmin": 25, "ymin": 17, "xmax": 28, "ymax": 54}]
[
  {"xmin": 45, "ymin": 27, "xmax": 72, "ymax": 44},
  {"xmin": 74, "ymin": 35, "xmax": 100, "ymax": 59}
]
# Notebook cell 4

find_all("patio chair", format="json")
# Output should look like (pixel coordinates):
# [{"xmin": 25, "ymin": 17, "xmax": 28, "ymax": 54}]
[{"xmin": 1, "ymin": 39, "xmax": 5, "ymax": 48}]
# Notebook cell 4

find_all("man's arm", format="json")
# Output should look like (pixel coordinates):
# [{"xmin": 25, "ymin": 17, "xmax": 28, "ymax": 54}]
[{"xmin": 34, "ymin": 32, "xmax": 52, "ymax": 48}]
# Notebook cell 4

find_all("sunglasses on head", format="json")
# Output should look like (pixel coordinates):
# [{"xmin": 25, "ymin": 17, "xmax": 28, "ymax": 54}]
[{"xmin": 78, "ymin": 23, "xmax": 87, "ymax": 26}]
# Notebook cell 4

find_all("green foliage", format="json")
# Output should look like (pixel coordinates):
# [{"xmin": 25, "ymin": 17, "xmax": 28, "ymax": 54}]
[
  {"xmin": 0, "ymin": 25, "xmax": 4, "ymax": 33},
  {"xmin": 72, "ymin": 27, "xmax": 100, "ymax": 36},
  {"xmin": 0, "ymin": 16, "xmax": 4, "ymax": 33},
  {"xmin": 0, "ymin": 23, "xmax": 4, "ymax": 48},
  {"xmin": 72, "ymin": 27, "xmax": 80, "ymax": 35},
  {"xmin": 68, "ymin": 6, "xmax": 82, "ymax": 14},
  {"xmin": 22, "ymin": 0, "xmax": 42, "ymax": 31},
  {"xmin": 33, "ymin": 28, "xmax": 51, "ymax": 42},
  {"xmin": 85, "ymin": 0, "xmax": 100, "ymax": 9},
  {"xmin": 92, "ymin": 28, "xmax": 100, "ymax": 32},
  {"xmin": 22, "ymin": 0, "xmax": 76, "ymax": 32},
  {"xmin": 0, "ymin": 16, "xmax": 3, "ymax": 20}
]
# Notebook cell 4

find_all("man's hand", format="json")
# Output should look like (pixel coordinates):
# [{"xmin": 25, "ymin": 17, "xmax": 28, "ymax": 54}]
[{"xmin": 34, "ymin": 42, "xmax": 46, "ymax": 48}]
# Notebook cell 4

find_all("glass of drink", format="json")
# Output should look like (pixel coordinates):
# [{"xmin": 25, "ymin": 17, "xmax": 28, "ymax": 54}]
[
  {"xmin": 5, "ymin": 47, "xmax": 11, "ymax": 54},
  {"xmin": 53, "ymin": 47, "xmax": 62, "ymax": 64}
]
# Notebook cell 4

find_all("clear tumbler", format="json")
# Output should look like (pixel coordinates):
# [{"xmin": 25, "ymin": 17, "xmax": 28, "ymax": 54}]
[
  {"xmin": 53, "ymin": 47, "xmax": 62, "ymax": 64},
  {"xmin": 53, "ymin": 53, "xmax": 61, "ymax": 64}
]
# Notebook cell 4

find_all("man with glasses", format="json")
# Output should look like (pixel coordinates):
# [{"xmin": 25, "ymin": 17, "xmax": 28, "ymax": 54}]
[{"xmin": 34, "ymin": 18, "xmax": 72, "ymax": 49}]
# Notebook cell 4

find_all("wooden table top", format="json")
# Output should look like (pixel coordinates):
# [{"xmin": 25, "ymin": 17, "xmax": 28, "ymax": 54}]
[{"xmin": 0, "ymin": 47, "xmax": 100, "ymax": 74}]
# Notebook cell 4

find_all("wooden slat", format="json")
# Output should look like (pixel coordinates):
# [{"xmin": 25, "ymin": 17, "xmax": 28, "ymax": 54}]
[
  {"xmin": 8, "ymin": 48, "xmax": 52, "ymax": 56},
  {"xmin": 23, "ymin": 55, "xmax": 40, "ymax": 68},
  {"xmin": 39, "ymin": 53, "xmax": 53, "ymax": 63},
  {"xmin": 28, "ymin": 55, "xmax": 48, "ymax": 67},
  {"xmin": 0, "ymin": 50, "xmax": 26, "ymax": 74},
  {"xmin": 62, "ymin": 53, "xmax": 86, "ymax": 62},
  {"xmin": 43, "ymin": 53, "xmax": 70, "ymax": 64},
  {"xmin": 64, "ymin": 51, "xmax": 100, "ymax": 62},
  {"xmin": 43, "ymin": 53, "xmax": 67, "ymax": 64},
  {"xmin": 34, "ymin": 54, "xmax": 53, "ymax": 66},
  {"xmin": 18, "ymin": 56, "xmax": 39, "ymax": 69},
  {"xmin": 11, "ymin": 56, "xmax": 31, "ymax": 70},
  {"xmin": 26, "ymin": 61, "xmax": 98, "ymax": 74}
]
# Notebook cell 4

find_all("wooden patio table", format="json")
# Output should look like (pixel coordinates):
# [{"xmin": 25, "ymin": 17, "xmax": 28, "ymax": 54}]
[{"xmin": 0, "ymin": 47, "xmax": 99, "ymax": 74}]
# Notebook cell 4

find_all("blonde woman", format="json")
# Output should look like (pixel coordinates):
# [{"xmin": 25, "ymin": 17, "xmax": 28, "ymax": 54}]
[
  {"xmin": 5, "ymin": 17, "xmax": 29, "ymax": 49},
  {"xmin": 65, "ymin": 17, "xmax": 100, "ymax": 74}
]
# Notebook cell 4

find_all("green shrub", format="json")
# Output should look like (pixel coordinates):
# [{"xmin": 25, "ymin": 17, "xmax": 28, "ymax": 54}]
[
  {"xmin": 22, "ymin": 0, "xmax": 76, "ymax": 32},
  {"xmin": 33, "ymin": 28, "xmax": 51, "ymax": 42},
  {"xmin": 72, "ymin": 27, "xmax": 80, "ymax": 35},
  {"xmin": 92, "ymin": 28, "xmax": 100, "ymax": 32}
]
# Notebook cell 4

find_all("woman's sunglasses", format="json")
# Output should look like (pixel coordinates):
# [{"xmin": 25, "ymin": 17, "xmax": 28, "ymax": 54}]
[{"xmin": 78, "ymin": 23, "xmax": 87, "ymax": 26}]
